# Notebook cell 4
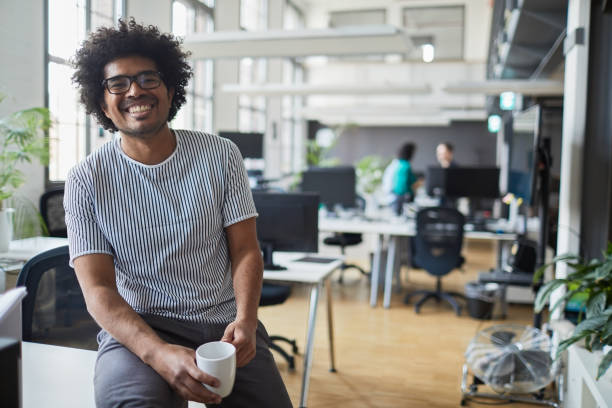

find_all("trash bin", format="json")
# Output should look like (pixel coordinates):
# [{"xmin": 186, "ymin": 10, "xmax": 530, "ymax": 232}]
[{"xmin": 465, "ymin": 281, "xmax": 501, "ymax": 320}]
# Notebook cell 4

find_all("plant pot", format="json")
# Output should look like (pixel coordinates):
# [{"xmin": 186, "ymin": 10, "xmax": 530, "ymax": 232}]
[{"xmin": 0, "ymin": 208, "xmax": 15, "ymax": 252}]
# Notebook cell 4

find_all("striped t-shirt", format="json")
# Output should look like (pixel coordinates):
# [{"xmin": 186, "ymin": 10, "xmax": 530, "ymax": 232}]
[{"xmin": 64, "ymin": 130, "xmax": 257, "ymax": 324}]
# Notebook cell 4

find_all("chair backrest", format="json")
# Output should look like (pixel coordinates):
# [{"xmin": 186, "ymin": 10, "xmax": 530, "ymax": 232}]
[
  {"xmin": 16, "ymin": 246, "xmax": 99, "ymax": 350},
  {"xmin": 40, "ymin": 188, "xmax": 67, "ymax": 238},
  {"xmin": 413, "ymin": 207, "xmax": 465, "ymax": 277}
]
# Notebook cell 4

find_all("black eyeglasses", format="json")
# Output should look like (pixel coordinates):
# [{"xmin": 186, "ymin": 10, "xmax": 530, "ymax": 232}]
[{"xmin": 101, "ymin": 71, "xmax": 163, "ymax": 94}]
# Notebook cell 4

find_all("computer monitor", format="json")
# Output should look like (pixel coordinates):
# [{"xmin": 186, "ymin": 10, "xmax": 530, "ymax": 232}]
[
  {"xmin": 300, "ymin": 166, "xmax": 356, "ymax": 209},
  {"xmin": 426, "ymin": 167, "xmax": 500, "ymax": 199},
  {"xmin": 509, "ymin": 105, "xmax": 541, "ymax": 206},
  {"xmin": 252, "ymin": 192, "xmax": 319, "ymax": 270},
  {"xmin": 219, "ymin": 131, "xmax": 264, "ymax": 159}
]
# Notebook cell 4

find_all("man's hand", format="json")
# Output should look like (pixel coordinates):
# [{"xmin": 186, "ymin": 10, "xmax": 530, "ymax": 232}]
[
  {"xmin": 148, "ymin": 343, "xmax": 223, "ymax": 404},
  {"xmin": 221, "ymin": 319, "xmax": 257, "ymax": 367}
]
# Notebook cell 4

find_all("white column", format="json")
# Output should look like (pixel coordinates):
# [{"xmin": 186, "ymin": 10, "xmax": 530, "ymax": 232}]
[
  {"xmin": 264, "ymin": 0, "xmax": 285, "ymax": 178},
  {"xmin": 213, "ymin": 0, "xmax": 240, "ymax": 133},
  {"xmin": 552, "ymin": 0, "xmax": 591, "ymax": 318}
]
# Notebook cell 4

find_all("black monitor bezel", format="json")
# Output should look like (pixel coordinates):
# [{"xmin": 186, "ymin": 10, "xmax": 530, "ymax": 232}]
[
  {"xmin": 300, "ymin": 166, "xmax": 357, "ymax": 209},
  {"xmin": 219, "ymin": 131, "xmax": 264, "ymax": 159}
]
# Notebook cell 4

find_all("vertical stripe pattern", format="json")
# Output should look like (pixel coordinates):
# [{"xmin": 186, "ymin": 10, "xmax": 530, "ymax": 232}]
[{"xmin": 64, "ymin": 130, "xmax": 257, "ymax": 324}]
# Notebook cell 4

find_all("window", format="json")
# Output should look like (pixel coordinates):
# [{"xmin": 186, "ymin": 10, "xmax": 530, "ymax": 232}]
[
  {"xmin": 281, "ymin": 1, "xmax": 305, "ymax": 174},
  {"xmin": 238, "ymin": 0, "xmax": 267, "ymax": 133},
  {"xmin": 47, "ymin": 0, "xmax": 121, "ymax": 182},
  {"xmin": 171, "ymin": 0, "xmax": 215, "ymax": 133},
  {"xmin": 402, "ymin": 6, "xmax": 465, "ymax": 61}
]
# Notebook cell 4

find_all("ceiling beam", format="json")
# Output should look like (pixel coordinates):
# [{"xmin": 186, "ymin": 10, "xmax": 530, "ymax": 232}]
[{"xmin": 443, "ymin": 80, "xmax": 563, "ymax": 96}]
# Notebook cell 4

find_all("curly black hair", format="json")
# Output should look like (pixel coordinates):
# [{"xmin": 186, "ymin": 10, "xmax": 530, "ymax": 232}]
[{"xmin": 72, "ymin": 18, "xmax": 193, "ymax": 132}]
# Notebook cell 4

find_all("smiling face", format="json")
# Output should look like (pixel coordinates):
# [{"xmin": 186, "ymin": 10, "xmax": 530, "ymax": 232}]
[
  {"xmin": 436, "ymin": 144, "xmax": 453, "ymax": 168},
  {"xmin": 101, "ymin": 55, "xmax": 174, "ymax": 140}
]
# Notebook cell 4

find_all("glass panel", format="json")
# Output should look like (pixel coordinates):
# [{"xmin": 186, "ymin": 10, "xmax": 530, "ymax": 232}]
[
  {"xmin": 48, "ymin": 62, "xmax": 86, "ymax": 181},
  {"xmin": 48, "ymin": 0, "xmax": 85, "ymax": 60},
  {"xmin": 90, "ymin": 0, "xmax": 114, "ymax": 30},
  {"xmin": 402, "ymin": 6, "xmax": 464, "ymax": 61}
]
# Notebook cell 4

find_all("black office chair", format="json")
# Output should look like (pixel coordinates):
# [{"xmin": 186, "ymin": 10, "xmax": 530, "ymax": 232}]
[
  {"xmin": 259, "ymin": 283, "xmax": 298, "ymax": 370},
  {"xmin": 404, "ymin": 207, "xmax": 465, "ymax": 316},
  {"xmin": 40, "ymin": 188, "xmax": 67, "ymax": 238},
  {"xmin": 17, "ymin": 245, "xmax": 99, "ymax": 350}
]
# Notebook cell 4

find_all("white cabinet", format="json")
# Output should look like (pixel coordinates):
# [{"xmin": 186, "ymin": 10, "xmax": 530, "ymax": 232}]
[{"xmin": 566, "ymin": 345, "xmax": 612, "ymax": 408}]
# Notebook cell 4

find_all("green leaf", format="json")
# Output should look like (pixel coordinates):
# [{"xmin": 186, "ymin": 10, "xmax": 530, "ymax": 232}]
[
  {"xmin": 586, "ymin": 291, "xmax": 607, "ymax": 319},
  {"xmin": 596, "ymin": 349, "xmax": 612, "ymax": 380},
  {"xmin": 534, "ymin": 279, "xmax": 567, "ymax": 312},
  {"xmin": 573, "ymin": 314, "xmax": 610, "ymax": 337}
]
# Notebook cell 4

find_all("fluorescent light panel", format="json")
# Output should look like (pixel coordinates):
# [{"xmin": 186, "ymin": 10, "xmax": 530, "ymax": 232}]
[
  {"xmin": 184, "ymin": 25, "xmax": 413, "ymax": 58},
  {"xmin": 221, "ymin": 83, "xmax": 431, "ymax": 96}
]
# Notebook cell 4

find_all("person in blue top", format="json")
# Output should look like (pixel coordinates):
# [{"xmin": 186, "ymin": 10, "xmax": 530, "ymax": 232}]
[{"xmin": 382, "ymin": 142, "xmax": 421, "ymax": 215}]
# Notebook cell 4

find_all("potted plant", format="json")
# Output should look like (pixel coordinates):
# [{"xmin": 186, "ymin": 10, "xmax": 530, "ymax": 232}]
[
  {"xmin": 355, "ymin": 155, "xmax": 389, "ymax": 213},
  {"xmin": 533, "ymin": 243, "xmax": 612, "ymax": 379},
  {"xmin": 0, "ymin": 96, "xmax": 50, "ymax": 251}
]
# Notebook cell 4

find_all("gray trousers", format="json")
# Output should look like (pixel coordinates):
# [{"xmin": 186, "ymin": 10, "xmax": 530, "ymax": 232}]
[{"xmin": 94, "ymin": 314, "xmax": 292, "ymax": 408}]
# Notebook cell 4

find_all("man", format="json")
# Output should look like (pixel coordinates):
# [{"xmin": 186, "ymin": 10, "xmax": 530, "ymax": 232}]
[
  {"xmin": 436, "ymin": 142, "xmax": 457, "ymax": 168},
  {"xmin": 66, "ymin": 19, "xmax": 292, "ymax": 408}
]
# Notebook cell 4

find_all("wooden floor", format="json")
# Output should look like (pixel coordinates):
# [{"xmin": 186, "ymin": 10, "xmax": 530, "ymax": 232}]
[{"xmin": 259, "ymin": 240, "xmax": 541, "ymax": 408}]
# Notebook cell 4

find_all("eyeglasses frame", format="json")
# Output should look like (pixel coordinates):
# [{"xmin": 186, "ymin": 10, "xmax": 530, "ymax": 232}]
[{"xmin": 101, "ymin": 71, "xmax": 164, "ymax": 94}]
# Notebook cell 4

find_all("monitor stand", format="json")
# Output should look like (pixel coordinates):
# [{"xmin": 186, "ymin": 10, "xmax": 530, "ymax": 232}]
[{"xmin": 261, "ymin": 243, "xmax": 287, "ymax": 271}]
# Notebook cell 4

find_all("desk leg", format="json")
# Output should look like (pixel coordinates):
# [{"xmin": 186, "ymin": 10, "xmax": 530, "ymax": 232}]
[
  {"xmin": 383, "ymin": 236, "xmax": 397, "ymax": 309},
  {"xmin": 299, "ymin": 281, "xmax": 322, "ymax": 408},
  {"xmin": 497, "ymin": 240, "xmax": 506, "ymax": 270},
  {"xmin": 370, "ymin": 234, "xmax": 384, "ymax": 307},
  {"xmin": 326, "ymin": 281, "xmax": 336, "ymax": 372}
]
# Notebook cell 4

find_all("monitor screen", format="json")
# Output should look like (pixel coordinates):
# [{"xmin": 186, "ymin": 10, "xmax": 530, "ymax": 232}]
[
  {"xmin": 300, "ymin": 166, "xmax": 356, "ymax": 209},
  {"xmin": 219, "ymin": 131, "xmax": 264, "ymax": 159},
  {"xmin": 252, "ymin": 192, "xmax": 319, "ymax": 270},
  {"xmin": 509, "ymin": 105, "xmax": 541, "ymax": 206},
  {"xmin": 426, "ymin": 167, "xmax": 500, "ymax": 199}
]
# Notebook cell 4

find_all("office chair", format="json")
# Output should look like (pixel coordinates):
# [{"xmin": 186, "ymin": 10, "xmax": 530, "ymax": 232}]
[
  {"xmin": 404, "ymin": 207, "xmax": 465, "ymax": 316},
  {"xmin": 40, "ymin": 188, "xmax": 67, "ymax": 237},
  {"xmin": 17, "ymin": 245, "xmax": 99, "ymax": 350},
  {"xmin": 259, "ymin": 283, "xmax": 298, "ymax": 370}
]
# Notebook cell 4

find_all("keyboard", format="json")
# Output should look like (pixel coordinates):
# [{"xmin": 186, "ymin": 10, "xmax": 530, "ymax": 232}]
[
  {"xmin": 292, "ymin": 256, "xmax": 338, "ymax": 264},
  {"xmin": 478, "ymin": 271, "xmax": 535, "ymax": 286}
]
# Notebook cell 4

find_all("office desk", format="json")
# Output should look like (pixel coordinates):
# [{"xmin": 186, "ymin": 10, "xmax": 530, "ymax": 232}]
[
  {"xmin": 13, "ymin": 240, "xmax": 340, "ymax": 408},
  {"xmin": 320, "ymin": 216, "xmax": 516, "ymax": 309},
  {"xmin": 263, "ymin": 253, "xmax": 342, "ymax": 408}
]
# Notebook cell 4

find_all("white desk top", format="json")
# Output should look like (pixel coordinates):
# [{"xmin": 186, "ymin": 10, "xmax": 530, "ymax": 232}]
[
  {"xmin": 22, "ymin": 342, "xmax": 207, "ymax": 408},
  {"xmin": 319, "ymin": 216, "xmax": 516, "ymax": 241},
  {"xmin": 22, "ymin": 342, "xmax": 97, "ymax": 408},
  {"xmin": 263, "ymin": 253, "xmax": 342, "ymax": 284},
  {"xmin": 1, "ymin": 237, "xmax": 68, "ymax": 261}
]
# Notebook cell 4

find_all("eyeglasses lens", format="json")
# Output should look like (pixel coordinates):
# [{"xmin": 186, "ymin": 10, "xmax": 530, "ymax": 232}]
[{"xmin": 105, "ymin": 72, "xmax": 162, "ymax": 94}]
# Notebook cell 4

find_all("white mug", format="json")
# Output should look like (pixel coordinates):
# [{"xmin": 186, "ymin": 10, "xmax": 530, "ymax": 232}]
[{"xmin": 195, "ymin": 341, "xmax": 236, "ymax": 398}]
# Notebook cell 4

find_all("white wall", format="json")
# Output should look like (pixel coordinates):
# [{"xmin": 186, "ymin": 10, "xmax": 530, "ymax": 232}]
[{"xmin": 0, "ymin": 0, "xmax": 46, "ymax": 207}]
